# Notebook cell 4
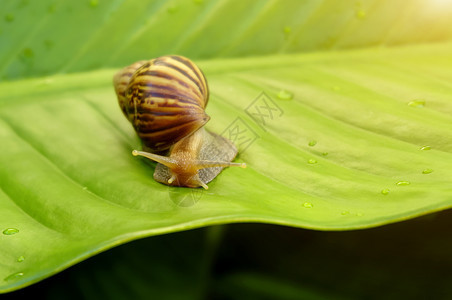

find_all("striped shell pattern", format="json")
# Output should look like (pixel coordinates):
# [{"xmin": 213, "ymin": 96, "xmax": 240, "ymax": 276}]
[{"xmin": 113, "ymin": 55, "xmax": 210, "ymax": 152}]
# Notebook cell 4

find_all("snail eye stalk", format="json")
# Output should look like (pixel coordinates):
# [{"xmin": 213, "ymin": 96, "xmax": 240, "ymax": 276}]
[{"xmin": 132, "ymin": 150, "xmax": 177, "ymax": 169}]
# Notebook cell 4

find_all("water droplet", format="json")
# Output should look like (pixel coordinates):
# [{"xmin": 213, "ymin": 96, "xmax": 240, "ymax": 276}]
[
  {"xmin": 381, "ymin": 188, "xmax": 390, "ymax": 195},
  {"xmin": 422, "ymin": 169, "xmax": 433, "ymax": 174},
  {"xmin": 90, "ymin": 0, "xmax": 99, "ymax": 7},
  {"xmin": 18, "ymin": 0, "xmax": 29, "ymax": 7},
  {"xmin": 5, "ymin": 14, "xmax": 14, "ymax": 22},
  {"xmin": 420, "ymin": 146, "xmax": 431, "ymax": 150},
  {"xmin": 82, "ymin": 186, "xmax": 88, "ymax": 190},
  {"xmin": 303, "ymin": 202, "xmax": 313, "ymax": 208},
  {"xmin": 341, "ymin": 211, "xmax": 350, "ymax": 215},
  {"xmin": 396, "ymin": 181, "xmax": 410, "ymax": 186},
  {"xmin": 48, "ymin": 4, "xmax": 56, "ymax": 13},
  {"xmin": 167, "ymin": 5, "xmax": 178, "ymax": 13},
  {"xmin": 408, "ymin": 100, "xmax": 425, "ymax": 108},
  {"xmin": 308, "ymin": 140, "xmax": 317, "ymax": 147},
  {"xmin": 3, "ymin": 228, "xmax": 19, "ymax": 235},
  {"xmin": 308, "ymin": 159, "xmax": 317, "ymax": 164},
  {"xmin": 17, "ymin": 256, "xmax": 25, "ymax": 262},
  {"xmin": 4, "ymin": 272, "xmax": 24, "ymax": 282},
  {"xmin": 22, "ymin": 48, "xmax": 34, "ymax": 58},
  {"xmin": 356, "ymin": 10, "xmax": 366, "ymax": 19},
  {"xmin": 277, "ymin": 90, "xmax": 293, "ymax": 100},
  {"xmin": 356, "ymin": 212, "xmax": 363, "ymax": 217},
  {"xmin": 19, "ymin": 48, "xmax": 34, "ymax": 65},
  {"xmin": 321, "ymin": 152, "xmax": 328, "ymax": 156},
  {"xmin": 44, "ymin": 40, "xmax": 54, "ymax": 50},
  {"xmin": 283, "ymin": 27, "xmax": 292, "ymax": 40}
]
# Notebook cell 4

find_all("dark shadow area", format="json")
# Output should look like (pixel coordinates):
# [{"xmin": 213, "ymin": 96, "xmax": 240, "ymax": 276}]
[{"xmin": 4, "ymin": 210, "xmax": 452, "ymax": 299}]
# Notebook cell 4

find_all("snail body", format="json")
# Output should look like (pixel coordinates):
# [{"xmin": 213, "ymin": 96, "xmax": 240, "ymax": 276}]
[{"xmin": 113, "ymin": 55, "xmax": 245, "ymax": 189}]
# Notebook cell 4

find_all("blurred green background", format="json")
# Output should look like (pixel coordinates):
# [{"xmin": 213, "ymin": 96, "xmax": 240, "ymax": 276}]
[{"xmin": 2, "ymin": 0, "xmax": 452, "ymax": 80}]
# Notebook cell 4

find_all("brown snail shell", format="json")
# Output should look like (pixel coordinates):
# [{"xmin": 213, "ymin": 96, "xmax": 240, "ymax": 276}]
[
  {"xmin": 113, "ymin": 55, "xmax": 246, "ymax": 189},
  {"xmin": 114, "ymin": 55, "xmax": 210, "ymax": 152}
]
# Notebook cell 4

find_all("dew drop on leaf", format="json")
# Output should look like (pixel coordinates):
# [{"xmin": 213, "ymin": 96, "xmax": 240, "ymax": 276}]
[
  {"xmin": 420, "ymin": 146, "xmax": 431, "ymax": 150},
  {"xmin": 381, "ymin": 188, "xmax": 390, "ymax": 195},
  {"xmin": 22, "ymin": 48, "xmax": 34, "ymax": 58},
  {"xmin": 48, "ymin": 4, "xmax": 56, "ymax": 13},
  {"xmin": 283, "ymin": 26, "xmax": 292, "ymax": 40},
  {"xmin": 277, "ymin": 90, "xmax": 293, "ymax": 100},
  {"xmin": 5, "ymin": 14, "xmax": 14, "ymax": 22},
  {"xmin": 167, "ymin": 5, "xmax": 178, "ymax": 13},
  {"xmin": 396, "ymin": 181, "xmax": 410, "ymax": 186},
  {"xmin": 308, "ymin": 159, "xmax": 317, "ymax": 164},
  {"xmin": 3, "ymin": 228, "xmax": 19, "ymax": 235},
  {"xmin": 356, "ymin": 10, "xmax": 366, "ymax": 19},
  {"xmin": 4, "ymin": 272, "xmax": 24, "ymax": 282},
  {"xmin": 308, "ymin": 140, "xmax": 317, "ymax": 147},
  {"xmin": 17, "ymin": 256, "xmax": 25, "ymax": 262},
  {"xmin": 408, "ymin": 99, "xmax": 425, "ymax": 108},
  {"xmin": 44, "ymin": 40, "xmax": 54, "ymax": 50},
  {"xmin": 19, "ymin": 0, "xmax": 29, "ymax": 8},
  {"xmin": 422, "ymin": 169, "xmax": 433, "ymax": 174},
  {"xmin": 303, "ymin": 202, "xmax": 313, "ymax": 208}
]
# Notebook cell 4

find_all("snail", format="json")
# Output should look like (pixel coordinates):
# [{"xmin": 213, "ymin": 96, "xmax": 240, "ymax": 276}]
[{"xmin": 113, "ymin": 55, "xmax": 246, "ymax": 189}]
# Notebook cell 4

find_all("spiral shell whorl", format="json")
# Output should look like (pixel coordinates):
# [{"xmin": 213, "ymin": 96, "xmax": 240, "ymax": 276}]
[
  {"xmin": 113, "ymin": 60, "xmax": 147, "ymax": 117},
  {"xmin": 114, "ymin": 56, "xmax": 210, "ymax": 152}
]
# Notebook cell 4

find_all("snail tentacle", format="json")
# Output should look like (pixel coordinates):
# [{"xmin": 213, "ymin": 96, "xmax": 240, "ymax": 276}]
[
  {"xmin": 167, "ymin": 174, "xmax": 177, "ymax": 184},
  {"xmin": 132, "ymin": 150, "xmax": 177, "ymax": 169}
]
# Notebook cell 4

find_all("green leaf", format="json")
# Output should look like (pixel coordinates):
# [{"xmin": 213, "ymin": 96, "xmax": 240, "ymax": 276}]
[
  {"xmin": 1, "ymin": 42, "xmax": 452, "ymax": 292},
  {"xmin": 1, "ymin": 0, "xmax": 452, "ymax": 293}
]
